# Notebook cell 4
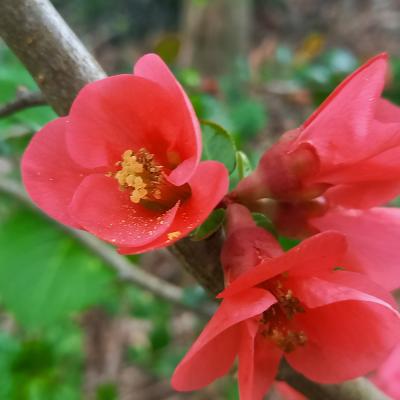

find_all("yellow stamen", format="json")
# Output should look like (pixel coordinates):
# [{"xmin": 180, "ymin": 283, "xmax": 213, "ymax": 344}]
[
  {"xmin": 167, "ymin": 231, "xmax": 181, "ymax": 241},
  {"xmin": 261, "ymin": 280, "xmax": 307, "ymax": 352},
  {"xmin": 111, "ymin": 148, "xmax": 163, "ymax": 204}
]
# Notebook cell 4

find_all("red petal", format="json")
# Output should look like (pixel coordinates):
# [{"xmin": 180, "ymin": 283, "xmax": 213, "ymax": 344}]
[
  {"xmin": 219, "ymin": 232, "xmax": 346, "ymax": 298},
  {"xmin": 226, "ymin": 203, "xmax": 257, "ymax": 236},
  {"xmin": 372, "ymin": 344, "xmax": 400, "ymax": 400},
  {"xmin": 286, "ymin": 294, "xmax": 400, "ymax": 383},
  {"xmin": 273, "ymin": 382, "xmax": 307, "ymax": 400},
  {"xmin": 69, "ymin": 174, "xmax": 177, "ymax": 247},
  {"xmin": 316, "ymin": 270, "xmax": 397, "ymax": 308},
  {"xmin": 118, "ymin": 160, "xmax": 229, "ymax": 254},
  {"xmin": 134, "ymin": 54, "xmax": 202, "ymax": 186},
  {"xmin": 376, "ymin": 98, "xmax": 400, "ymax": 123},
  {"xmin": 312, "ymin": 207, "xmax": 400, "ymax": 290},
  {"xmin": 67, "ymin": 75, "xmax": 197, "ymax": 180},
  {"xmin": 290, "ymin": 274, "xmax": 397, "ymax": 310},
  {"xmin": 324, "ymin": 179, "xmax": 400, "ymax": 209},
  {"xmin": 171, "ymin": 288, "xmax": 276, "ymax": 391},
  {"xmin": 21, "ymin": 118, "xmax": 89, "ymax": 228},
  {"xmin": 238, "ymin": 320, "xmax": 282, "ymax": 400},
  {"xmin": 172, "ymin": 326, "xmax": 239, "ymax": 392},
  {"xmin": 222, "ymin": 204, "xmax": 282, "ymax": 283},
  {"xmin": 295, "ymin": 54, "xmax": 399, "ymax": 172},
  {"xmin": 306, "ymin": 119, "xmax": 400, "ymax": 206},
  {"xmin": 221, "ymin": 227, "xmax": 283, "ymax": 284}
]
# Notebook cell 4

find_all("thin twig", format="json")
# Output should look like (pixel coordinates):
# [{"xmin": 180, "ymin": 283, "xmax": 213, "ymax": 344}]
[
  {"xmin": 0, "ymin": 90, "xmax": 46, "ymax": 118},
  {"xmin": 277, "ymin": 359, "xmax": 390, "ymax": 400},
  {"xmin": 0, "ymin": 177, "xmax": 215, "ymax": 318}
]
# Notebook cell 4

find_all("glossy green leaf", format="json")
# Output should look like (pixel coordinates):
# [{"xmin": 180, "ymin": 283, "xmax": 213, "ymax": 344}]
[
  {"xmin": 251, "ymin": 212, "xmax": 276, "ymax": 235},
  {"xmin": 201, "ymin": 120, "xmax": 236, "ymax": 173},
  {"xmin": 191, "ymin": 208, "xmax": 226, "ymax": 241},
  {"xmin": 236, "ymin": 151, "xmax": 252, "ymax": 180},
  {"xmin": 278, "ymin": 236, "xmax": 300, "ymax": 251}
]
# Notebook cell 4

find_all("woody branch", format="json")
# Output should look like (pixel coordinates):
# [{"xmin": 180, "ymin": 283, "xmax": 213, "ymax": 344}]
[{"xmin": 0, "ymin": 1, "xmax": 390, "ymax": 399}]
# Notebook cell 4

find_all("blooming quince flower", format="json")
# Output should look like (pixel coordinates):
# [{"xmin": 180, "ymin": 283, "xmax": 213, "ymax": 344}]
[
  {"xmin": 22, "ymin": 54, "xmax": 229, "ymax": 253},
  {"xmin": 171, "ymin": 204, "xmax": 400, "ymax": 400},
  {"xmin": 231, "ymin": 53, "xmax": 400, "ymax": 289},
  {"xmin": 273, "ymin": 382, "xmax": 306, "ymax": 400},
  {"xmin": 371, "ymin": 343, "xmax": 400, "ymax": 400}
]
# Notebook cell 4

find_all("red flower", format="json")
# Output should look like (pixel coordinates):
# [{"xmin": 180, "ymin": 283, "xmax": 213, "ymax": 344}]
[
  {"xmin": 372, "ymin": 343, "xmax": 400, "ymax": 399},
  {"xmin": 22, "ymin": 54, "xmax": 229, "ymax": 253},
  {"xmin": 232, "ymin": 54, "xmax": 400, "ymax": 289},
  {"xmin": 171, "ymin": 204, "xmax": 400, "ymax": 400},
  {"xmin": 273, "ymin": 382, "xmax": 306, "ymax": 400}
]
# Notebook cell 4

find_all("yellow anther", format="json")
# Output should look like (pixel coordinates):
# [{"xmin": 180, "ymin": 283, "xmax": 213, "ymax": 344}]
[
  {"xmin": 111, "ymin": 148, "xmax": 165, "ymax": 205},
  {"xmin": 167, "ymin": 231, "xmax": 181, "ymax": 241},
  {"xmin": 261, "ymin": 280, "xmax": 307, "ymax": 352},
  {"xmin": 130, "ymin": 188, "xmax": 148, "ymax": 203}
]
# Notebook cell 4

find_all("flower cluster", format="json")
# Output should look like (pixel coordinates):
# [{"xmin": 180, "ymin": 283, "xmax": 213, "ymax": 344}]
[
  {"xmin": 172, "ymin": 204, "xmax": 400, "ymax": 399},
  {"xmin": 232, "ymin": 53, "xmax": 400, "ymax": 291},
  {"xmin": 172, "ymin": 54, "xmax": 400, "ymax": 399},
  {"xmin": 21, "ymin": 53, "xmax": 400, "ymax": 399}
]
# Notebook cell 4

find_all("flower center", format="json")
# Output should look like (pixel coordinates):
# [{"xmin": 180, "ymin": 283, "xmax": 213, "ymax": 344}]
[
  {"xmin": 114, "ymin": 149, "xmax": 163, "ymax": 204},
  {"xmin": 112, "ymin": 148, "xmax": 191, "ymax": 210},
  {"xmin": 260, "ymin": 280, "xmax": 307, "ymax": 352}
]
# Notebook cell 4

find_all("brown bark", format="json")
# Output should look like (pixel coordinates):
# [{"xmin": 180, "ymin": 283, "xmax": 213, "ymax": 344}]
[
  {"xmin": 278, "ymin": 359, "xmax": 389, "ymax": 400},
  {"xmin": 0, "ymin": 0, "xmax": 105, "ymax": 115},
  {"xmin": 179, "ymin": 0, "xmax": 252, "ymax": 76}
]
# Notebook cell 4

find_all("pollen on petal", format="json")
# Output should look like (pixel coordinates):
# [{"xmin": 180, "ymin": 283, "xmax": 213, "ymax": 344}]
[{"xmin": 168, "ymin": 231, "xmax": 182, "ymax": 241}]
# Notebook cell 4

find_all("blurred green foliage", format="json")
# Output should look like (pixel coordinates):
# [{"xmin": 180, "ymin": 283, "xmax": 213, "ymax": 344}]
[{"xmin": 0, "ymin": 48, "xmax": 56, "ymax": 138}]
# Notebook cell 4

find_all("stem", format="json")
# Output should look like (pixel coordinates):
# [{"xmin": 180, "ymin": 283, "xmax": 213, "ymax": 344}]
[
  {"xmin": 0, "ymin": 90, "xmax": 46, "ymax": 118},
  {"xmin": 278, "ymin": 360, "xmax": 390, "ymax": 400}
]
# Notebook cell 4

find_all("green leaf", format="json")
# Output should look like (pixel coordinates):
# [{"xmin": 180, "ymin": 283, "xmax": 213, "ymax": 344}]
[
  {"xmin": 0, "ymin": 208, "xmax": 113, "ymax": 329},
  {"xmin": 201, "ymin": 120, "xmax": 236, "ymax": 173},
  {"xmin": 96, "ymin": 383, "xmax": 118, "ymax": 400},
  {"xmin": 0, "ymin": 45, "xmax": 56, "ymax": 133},
  {"xmin": 0, "ymin": 332, "xmax": 19, "ymax": 399},
  {"xmin": 154, "ymin": 34, "xmax": 181, "ymax": 64},
  {"xmin": 278, "ymin": 236, "xmax": 300, "ymax": 251},
  {"xmin": 236, "ymin": 151, "xmax": 252, "ymax": 180},
  {"xmin": 191, "ymin": 208, "xmax": 225, "ymax": 241},
  {"xmin": 228, "ymin": 150, "xmax": 253, "ymax": 190},
  {"xmin": 229, "ymin": 98, "xmax": 267, "ymax": 140},
  {"xmin": 251, "ymin": 212, "xmax": 276, "ymax": 235}
]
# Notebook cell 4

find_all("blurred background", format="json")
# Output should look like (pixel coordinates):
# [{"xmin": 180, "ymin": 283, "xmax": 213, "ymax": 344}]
[{"xmin": 1, "ymin": 0, "xmax": 400, "ymax": 399}]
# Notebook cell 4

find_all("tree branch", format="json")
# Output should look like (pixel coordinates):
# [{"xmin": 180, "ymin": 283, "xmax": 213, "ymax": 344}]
[
  {"xmin": 277, "ymin": 360, "xmax": 389, "ymax": 400},
  {"xmin": 0, "ymin": 1, "xmax": 390, "ymax": 399},
  {"xmin": 0, "ymin": 90, "xmax": 46, "ymax": 118},
  {"xmin": 0, "ymin": 0, "xmax": 105, "ymax": 115}
]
